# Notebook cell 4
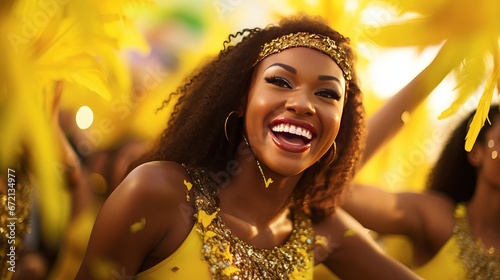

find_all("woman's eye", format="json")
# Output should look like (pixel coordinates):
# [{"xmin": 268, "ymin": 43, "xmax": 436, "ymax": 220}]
[
  {"xmin": 265, "ymin": 76, "xmax": 292, "ymax": 89},
  {"xmin": 316, "ymin": 89, "xmax": 341, "ymax": 100}
]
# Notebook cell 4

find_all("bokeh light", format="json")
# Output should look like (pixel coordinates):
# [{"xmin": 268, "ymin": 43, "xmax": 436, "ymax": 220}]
[{"xmin": 76, "ymin": 106, "xmax": 94, "ymax": 130}]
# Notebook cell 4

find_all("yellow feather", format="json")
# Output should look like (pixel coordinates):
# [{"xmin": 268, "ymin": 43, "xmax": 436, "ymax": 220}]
[
  {"xmin": 438, "ymin": 41, "xmax": 489, "ymax": 119},
  {"xmin": 361, "ymin": 0, "xmax": 500, "ymax": 153},
  {"xmin": 465, "ymin": 41, "xmax": 500, "ymax": 151},
  {"xmin": 390, "ymin": 0, "xmax": 447, "ymax": 16},
  {"xmin": 0, "ymin": 0, "xmax": 152, "ymax": 248},
  {"xmin": 368, "ymin": 19, "xmax": 447, "ymax": 47}
]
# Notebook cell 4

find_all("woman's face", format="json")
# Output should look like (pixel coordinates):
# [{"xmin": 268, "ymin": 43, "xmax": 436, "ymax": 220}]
[{"xmin": 244, "ymin": 47, "xmax": 346, "ymax": 176}]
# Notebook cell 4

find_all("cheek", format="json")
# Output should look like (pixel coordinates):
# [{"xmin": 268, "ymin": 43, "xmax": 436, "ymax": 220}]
[
  {"xmin": 245, "ymin": 86, "xmax": 282, "ymax": 121},
  {"xmin": 244, "ymin": 93, "xmax": 272, "ymax": 137},
  {"xmin": 321, "ymin": 107, "xmax": 343, "ymax": 140},
  {"xmin": 246, "ymin": 84, "xmax": 266, "ymax": 111}
]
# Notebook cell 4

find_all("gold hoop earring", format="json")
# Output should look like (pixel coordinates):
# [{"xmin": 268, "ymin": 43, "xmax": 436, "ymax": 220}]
[
  {"xmin": 224, "ymin": 111, "xmax": 239, "ymax": 142},
  {"xmin": 333, "ymin": 141, "xmax": 337, "ymax": 159},
  {"xmin": 322, "ymin": 141, "xmax": 336, "ymax": 165}
]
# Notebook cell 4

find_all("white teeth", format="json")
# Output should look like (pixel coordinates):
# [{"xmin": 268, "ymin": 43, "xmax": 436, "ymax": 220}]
[
  {"xmin": 296, "ymin": 127, "xmax": 302, "ymax": 135},
  {"xmin": 301, "ymin": 129, "xmax": 309, "ymax": 138},
  {"xmin": 271, "ymin": 123, "xmax": 312, "ymax": 140}
]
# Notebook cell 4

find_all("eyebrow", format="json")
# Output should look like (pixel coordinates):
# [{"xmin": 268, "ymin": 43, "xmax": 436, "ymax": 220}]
[
  {"xmin": 266, "ymin": 63, "xmax": 297, "ymax": 74},
  {"xmin": 267, "ymin": 63, "xmax": 342, "ymax": 84},
  {"xmin": 318, "ymin": 75, "xmax": 342, "ymax": 85}
]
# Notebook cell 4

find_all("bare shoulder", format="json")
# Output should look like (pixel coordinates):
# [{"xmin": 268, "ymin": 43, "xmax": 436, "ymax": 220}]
[
  {"xmin": 124, "ymin": 161, "xmax": 187, "ymax": 187},
  {"xmin": 314, "ymin": 209, "xmax": 421, "ymax": 280},
  {"xmin": 76, "ymin": 161, "xmax": 193, "ymax": 279},
  {"xmin": 108, "ymin": 160, "xmax": 195, "ymax": 240},
  {"xmin": 108, "ymin": 161, "xmax": 191, "ymax": 219},
  {"xmin": 417, "ymin": 191, "xmax": 456, "ymax": 240},
  {"xmin": 419, "ymin": 191, "xmax": 455, "ymax": 213},
  {"xmin": 390, "ymin": 190, "xmax": 455, "ymax": 237},
  {"xmin": 119, "ymin": 161, "xmax": 189, "ymax": 199},
  {"xmin": 398, "ymin": 190, "xmax": 454, "ymax": 212},
  {"xmin": 398, "ymin": 191, "xmax": 455, "ymax": 233},
  {"xmin": 314, "ymin": 208, "xmax": 379, "ymax": 262}
]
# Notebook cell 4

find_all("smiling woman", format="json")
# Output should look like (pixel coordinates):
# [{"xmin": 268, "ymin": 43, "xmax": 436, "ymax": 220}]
[
  {"xmin": 76, "ymin": 14, "xmax": 422, "ymax": 280},
  {"xmin": 246, "ymin": 47, "xmax": 345, "ymax": 177}
]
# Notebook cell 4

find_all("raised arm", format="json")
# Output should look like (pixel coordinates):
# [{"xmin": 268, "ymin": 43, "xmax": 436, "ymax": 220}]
[
  {"xmin": 341, "ymin": 40, "xmax": 467, "ymax": 238},
  {"xmin": 362, "ymin": 39, "xmax": 467, "ymax": 166}
]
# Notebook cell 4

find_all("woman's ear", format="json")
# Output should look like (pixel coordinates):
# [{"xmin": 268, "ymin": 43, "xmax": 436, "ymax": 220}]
[{"xmin": 467, "ymin": 144, "xmax": 484, "ymax": 167}]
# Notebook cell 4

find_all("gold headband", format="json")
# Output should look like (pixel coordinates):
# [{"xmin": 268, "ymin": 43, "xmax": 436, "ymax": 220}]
[{"xmin": 255, "ymin": 32, "xmax": 352, "ymax": 81}]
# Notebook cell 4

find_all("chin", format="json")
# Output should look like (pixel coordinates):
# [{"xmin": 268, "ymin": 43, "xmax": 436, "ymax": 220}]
[{"xmin": 266, "ymin": 160, "xmax": 312, "ymax": 178}]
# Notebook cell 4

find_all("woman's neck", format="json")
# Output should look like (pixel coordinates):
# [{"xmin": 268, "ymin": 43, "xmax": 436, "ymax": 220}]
[
  {"xmin": 216, "ymin": 151, "xmax": 301, "ymax": 227},
  {"xmin": 467, "ymin": 180, "xmax": 500, "ymax": 243}
]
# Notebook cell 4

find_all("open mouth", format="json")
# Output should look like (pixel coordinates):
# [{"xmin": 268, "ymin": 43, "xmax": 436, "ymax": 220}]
[{"xmin": 270, "ymin": 120, "xmax": 315, "ymax": 153}]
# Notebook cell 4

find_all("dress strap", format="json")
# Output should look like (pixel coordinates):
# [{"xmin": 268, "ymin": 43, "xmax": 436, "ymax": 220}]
[{"xmin": 181, "ymin": 164, "xmax": 218, "ymax": 213}]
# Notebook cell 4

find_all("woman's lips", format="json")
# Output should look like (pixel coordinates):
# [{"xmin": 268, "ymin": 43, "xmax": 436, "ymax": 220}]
[{"xmin": 269, "ymin": 118, "xmax": 316, "ymax": 153}]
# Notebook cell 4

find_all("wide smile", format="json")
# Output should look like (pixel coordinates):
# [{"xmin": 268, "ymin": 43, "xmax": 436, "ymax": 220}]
[{"xmin": 269, "ymin": 118, "xmax": 317, "ymax": 153}]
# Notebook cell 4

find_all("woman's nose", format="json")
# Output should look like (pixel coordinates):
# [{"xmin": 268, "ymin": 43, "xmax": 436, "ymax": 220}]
[{"xmin": 285, "ymin": 90, "xmax": 316, "ymax": 116}]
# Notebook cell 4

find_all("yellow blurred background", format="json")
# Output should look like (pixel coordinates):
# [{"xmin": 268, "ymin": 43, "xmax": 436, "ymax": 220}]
[{"xmin": 1, "ymin": 0, "xmax": 499, "ymax": 279}]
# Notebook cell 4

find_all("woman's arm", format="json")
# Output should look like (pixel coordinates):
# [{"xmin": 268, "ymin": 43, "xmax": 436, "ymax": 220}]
[
  {"xmin": 341, "ymin": 184, "xmax": 430, "ymax": 236},
  {"xmin": 318, "ymin": 208, "xmax": 422, "ymax": 280},
  {"xmin": 341, "ymin": 40, "xmax": 468, "ymax": 237},
  {"xmin": 362, "ymin": 40, "xmax": 467, "ymax": 166}
]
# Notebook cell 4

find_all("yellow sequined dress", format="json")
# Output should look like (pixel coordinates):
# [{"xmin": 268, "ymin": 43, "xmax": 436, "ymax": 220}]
[
  {"xmin": 137, "ymin": 166, "xmax": 315, "ymax": 279},
  {"xmin": 413, "ymin": 203, "xmax": 499, "ymax": 280}
]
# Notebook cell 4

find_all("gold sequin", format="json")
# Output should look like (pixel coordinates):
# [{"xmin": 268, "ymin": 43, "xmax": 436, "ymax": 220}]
[
  {"xmin": 454, "ymin": 203, "xmax": 500, "ymax": 279},
  {"xmin": 255, "ymin": 32, "xmax": 352, "ymax": 81},
  {"xmin": 184, "ymin": 166, "xmax": 315, "ymax": 280}
]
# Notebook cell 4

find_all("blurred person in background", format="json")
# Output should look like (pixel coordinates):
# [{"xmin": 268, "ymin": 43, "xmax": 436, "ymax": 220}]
[{"xmin": 342, "ymin": 38, "xmax": 500, "ymax": 279}]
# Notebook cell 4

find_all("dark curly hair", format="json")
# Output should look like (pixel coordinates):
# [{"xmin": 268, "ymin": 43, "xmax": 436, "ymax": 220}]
[
  {"xmin": 426, "ymin": 105, "xmax": 500, "ymax": 203},
  {"xmin": 148, "ymin": 14, "xmax": 366, "ymax": 223}
]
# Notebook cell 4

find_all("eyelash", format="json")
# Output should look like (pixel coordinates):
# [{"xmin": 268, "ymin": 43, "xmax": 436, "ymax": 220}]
[
  {"xmin": 315, "ymin": 89, "xmax": 341, "ymax": 100},
  {"xmin": 265, "ymin": 75, "xmax": 340, "ymax": 100},
  {"xmin": 265, "ymin": 76, "xmax": 292, "ymax": 89}
]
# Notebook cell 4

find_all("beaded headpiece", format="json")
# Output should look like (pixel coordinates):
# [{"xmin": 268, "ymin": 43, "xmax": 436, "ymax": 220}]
[{"xmin": 255, "ymin": 32, "xmax": 352, "ymax": 81}]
